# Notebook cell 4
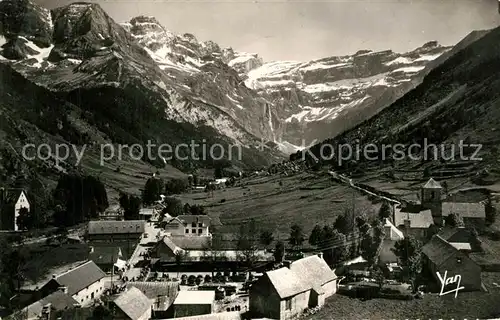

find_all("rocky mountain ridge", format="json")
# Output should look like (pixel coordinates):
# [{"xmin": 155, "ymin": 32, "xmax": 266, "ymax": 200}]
[
  {"xmin": 239, "ymin": 42, "xmax": 452, "ymax": 145},
  {"xmin": 0, "ymin": 0, "xmax": 458, "ymax": 164},
  {"xmin": 0, "ymin": 0, "xmax": 285, "ymax": 179},
  {"xmin": 293, "ymin": 27, "xmax": 499, "ymax": 183}
]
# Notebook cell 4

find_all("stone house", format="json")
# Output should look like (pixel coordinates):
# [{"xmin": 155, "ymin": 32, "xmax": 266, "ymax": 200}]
[
  {"xmin": 249, "ymin": 254, "xmax": 337, "ymax": 319},
  {"xmin": 422, "ymin": 235, "xmax": 482, "ymax": 292},
  {"xmin": 40, "ymin": 261, "xmax": 106, "ymax": 306}
]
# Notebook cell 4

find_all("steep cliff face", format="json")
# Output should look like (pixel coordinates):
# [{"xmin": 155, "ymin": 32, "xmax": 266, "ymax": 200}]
[
  {"xmin": 0, "ymin": 1, "xmax": 285, "ymax": 174},
  {"xmin": 0, "ymin": 0, "xmax": 53, "ymax": 46},
  {"xmin": 0, "ymin": 0, "xmax": 463, "ymax": 164},
  {"xmin": 240, "ymin": 42, "xmax": 451, "ymax": 145},
  {"xmin": 296, "ymin": 27, "xmax": 499, "ymax": 181},
  {"xmin": 120, "ymin": 15, "xmax": 283, "ymax": 150}
]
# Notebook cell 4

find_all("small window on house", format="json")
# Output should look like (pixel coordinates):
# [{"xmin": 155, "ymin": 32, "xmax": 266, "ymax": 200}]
[
  {"xmin": 192, "ymin": 222, "xmax": 196, "ymax": 228},
  {"xmin": 198, "ymin": 229, "xmax": 202, "ymax": 234},
  {"xmin": 192, "ymin": 229, "xmax": 196, "ymax": 233},
  {"xmin": 91, "ymin": 292, "xmax": 94, "ymax": 299},
  {"xmin": 185, "ymin": 229, "xmax": 189, "ymax": 234},
  {"xmin": 285, "ymin": 298, "xmax": 292, "ymax": 310},
  {"xmin": 198, "ymin": 223, "xmax": 203, "ymax": 227}
]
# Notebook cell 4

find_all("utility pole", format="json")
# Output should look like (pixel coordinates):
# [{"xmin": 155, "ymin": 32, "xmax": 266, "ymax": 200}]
[
  {"xmin": 111, "ymin": 233, "xmax": 114, "ymax": 291},
  {"xmin": 351, "ymin": 188, "xmax": 355, "ymax": 234}
]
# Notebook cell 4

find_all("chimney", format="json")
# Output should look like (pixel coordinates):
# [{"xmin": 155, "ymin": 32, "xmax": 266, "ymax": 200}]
[
  {"xmin": 89, "ymin": 246, "xmax": 94, "ymax": 254},
  {"xmin": 58, "ymin": 286, "xmax": 68, "ymax": 294},
  {"xmin": 41, "ymin": 303, "xmax": 51, "ymax": 320},
  {"xmin": 52, "ymin": 274, "xmax": 57, "ymax": 279},
  {"xmin": 317, "ymin": 252, "xmax": 324, "ymax": 260},
  {"xmin": 283, "ymin": 260, "xmax": 292, "ymax": 269}
]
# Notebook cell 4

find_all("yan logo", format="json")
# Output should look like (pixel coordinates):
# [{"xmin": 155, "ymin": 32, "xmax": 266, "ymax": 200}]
[{"xmin": 436, "ymin": 270, "xmax": 464, "ymax": 298}]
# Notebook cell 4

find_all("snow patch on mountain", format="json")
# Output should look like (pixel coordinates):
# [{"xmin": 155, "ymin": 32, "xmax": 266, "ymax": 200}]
[
  {"xmin": 20, "ymin": 36, "xmax": 54, "ymax": 68},
  {"xmin": 242, "ymin": 45, "xmax": 448, "ymax": 129},
  {"xmin": 392, "ymin": 66, "xmax": 426, "ymax": 73},
  {"xmin": 385, "ymin": 56, "xmax": 413, "ymax": 66}
]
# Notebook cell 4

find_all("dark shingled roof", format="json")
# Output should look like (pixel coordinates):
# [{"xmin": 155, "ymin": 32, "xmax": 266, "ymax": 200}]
[
  {"xmin": 441, "ymin": 202, "xmax": 486, "ymax": 218},
  {"xmin": 127, "ymin": 281, "xmax": 179, "ymax": 310},
  {"xmin": 50, "ymin": 261, "xmax": 106, "ymax": 296},
  {"xmin": 88, "ymin": 220, "xmax": 145, "ymax": 235},
  {"xmin": 89, "ymin": 246, "xmax": 122, "ymax": 265},
  {"xmin": 127, "ymin": 281, "xmax": 179, "ymax": 300},
  {"xmin": 177, "ymin": 215, "xmax": 211, "ymax": 225},
  {"xmin": 394, "ymin": 207, "xmax": 434, "ymax": 229},
  {"xmin": 422, "ymin": 235, "xmax": 468, "ymax": 267},
  {"xmin": 25, "ymin": 291, "xmax": 79, "ymax": 319},
  {"xmin": 170, "ymin": 235, "xmax": 211, "ymax": 250},
  {"xmin": 438, "ymin": 227, "xmax": 482, "ymax": 252}
]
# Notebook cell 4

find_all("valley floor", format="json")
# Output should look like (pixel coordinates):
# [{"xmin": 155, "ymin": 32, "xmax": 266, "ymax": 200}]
[{"xmin": 177, "ymin": 171, "xmax": 380, "ymax": 239}]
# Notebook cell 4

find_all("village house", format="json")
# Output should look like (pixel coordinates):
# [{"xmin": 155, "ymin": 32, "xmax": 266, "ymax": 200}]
[
  {"xmin": 172, "ymin": 290, "xmax": 216, "ymax": 318},
  {"xmin": 153, "ymin": 235, "xmax": 210, "ymax": 261},
  {"xmin": 21, "ymin": 290, "xmax": 79, "ymax": 320},
  {"xmin": 249, "ymin": 266, "xmax": 312, "ymax": 320},
  {"xmin": 100, "ymin": 205, "xmax": 123, "ymax": 221},
  {"xmin": 288, "ymin": 254, "xmax": 338, "ymax": 307},
  {"xmin": 437, "ymin": 227, "xmax": 482, "ymax": 253},
  {"xmin": 88, "ymin": 246, "xmax": 124, "ymax": 273},
  {"xmin": 441, "ymin": 202, "xmax": 486, "ymax": 229},
  {"xmin": 337, "ymin": 256, "xmax": 371, "ymax": 278},
  {"xmin": 0, "ymin": 188, "xmax": 30, "ymax": 231},
  {"xmin": 112, "ymin": 287, "xmax": 153, "ymax": 320},
  {"xmin": 393, "ymin": 205, "xmax": 433, "ymax": 239},
  {"xmin": 40, "ymin": 261, "xmax": 106, "ymax": 306},
  {"xmin": 152, "ymin": 235, "xmax": 272, "ymax": 263},
  {"xmin": 139, "ymin": 208, "xmax": 156, "ymax": 221},
  {"xmin": 163, "ymin": 215, "xmax": 212, "ymax": 237},
  {"xmin": 379, "ymin": 218, "xmax": 405, "ymax": 264},
  {"xmin": 126, "ymin": 281, "xmax": 180, "ymax": 317},
  {"xmin": 422, "ymin": 235, "xmax": 482, "ymax": 292},
  {"xmin": 87, "ymin": 220, "xmax": 145, "ymax": 241},
  {"xmin": 249, "ymin": 254, "xmax": 337, "ymax": 319},
  {"xmin": 394, "ymin": 178, "xmax": 486, "ymax": 237}
]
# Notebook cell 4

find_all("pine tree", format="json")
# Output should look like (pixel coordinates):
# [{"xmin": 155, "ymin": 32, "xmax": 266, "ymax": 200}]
[{"xmin": 308, "ymin": 225, "xmax": 323, "ymax": 246}]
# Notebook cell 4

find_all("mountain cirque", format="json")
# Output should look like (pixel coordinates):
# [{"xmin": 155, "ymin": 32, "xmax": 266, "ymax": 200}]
[{"xmin": 0, "ymin": 0, "xmax": 450, "ymax": 158}]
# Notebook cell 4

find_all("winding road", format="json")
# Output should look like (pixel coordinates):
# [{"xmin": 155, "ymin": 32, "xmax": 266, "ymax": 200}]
[{"xmin": 327, "ymin": 170, "xmax": 401, "ymax": 205}]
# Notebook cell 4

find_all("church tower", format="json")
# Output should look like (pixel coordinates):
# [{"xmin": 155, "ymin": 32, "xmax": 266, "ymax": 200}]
[{"xmin": 421, "ymin": 178, "xmax": 444, "ymax": 226}]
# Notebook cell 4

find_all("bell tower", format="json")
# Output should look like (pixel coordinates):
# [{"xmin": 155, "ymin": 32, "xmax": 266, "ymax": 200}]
[{"xmin": 421, "ymin": 178, "xmax": 444, "ymax": 226}]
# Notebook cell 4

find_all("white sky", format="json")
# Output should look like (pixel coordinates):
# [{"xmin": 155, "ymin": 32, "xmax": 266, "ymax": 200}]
[{"xmin": 35, "ymin": 0, "xmax": 500, "ymax": 61}]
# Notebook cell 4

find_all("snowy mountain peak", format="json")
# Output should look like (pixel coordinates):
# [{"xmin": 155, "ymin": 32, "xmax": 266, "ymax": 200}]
[{"xmin": 241, "ymin": 42, "xmax": 452, "ymax": 144}]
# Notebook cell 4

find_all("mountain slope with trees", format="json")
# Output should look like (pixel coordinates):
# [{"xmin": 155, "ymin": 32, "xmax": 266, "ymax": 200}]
[{"xmin": 292, "ymin": 26, "xmax": 500, "ymax": 183}]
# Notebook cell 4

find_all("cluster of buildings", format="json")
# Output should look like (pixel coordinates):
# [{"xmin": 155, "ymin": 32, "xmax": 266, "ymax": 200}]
[
  {"xmin": 378, "ymin": 178, "xmax": 487, "ymax": 291},
  {"xmin": 14, "ymin": 231, "xmax": 336, "ymax": 320},
  {"xmin": 3, "ymin": 177, "xmax": 492, "ymax": 319},
  {"xmin": 393, "ymin": 178, "xmax": 486, "ymax": 238}
]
